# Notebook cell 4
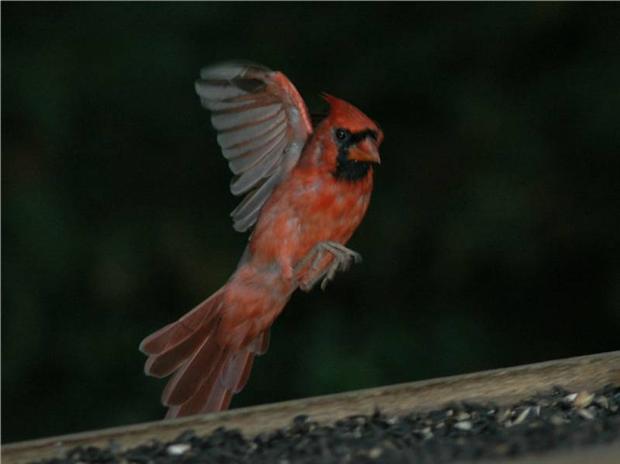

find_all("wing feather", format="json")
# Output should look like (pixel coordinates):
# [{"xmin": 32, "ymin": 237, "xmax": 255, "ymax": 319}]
[
  {"xmin": 211, "ymin": 103, "xmax": 282, "ymax": 131},
  {"xmin": 222, "ymin": 125, "xmax": 287, "ymax": 160},
  {"xmin": 200, "ymin": 98, "xmax": 261, "ymax": 112},
  {"xmin": 230, "ymin": 138, "xmax": 287, "ymax": 195},
  {"xmin": 216, "ymin": 110, "xmax": 286, "ymax": 149},
  {"xmin": 230, "ymin": 174, "xmax": 282, "ymax": 232},
  {"xmin": 228, "ymin": 130, "xmax": 288, "ymax": 174},
  {"xmin": 195, "ymin": 62, "xmax": 312, "ymax": 232}
]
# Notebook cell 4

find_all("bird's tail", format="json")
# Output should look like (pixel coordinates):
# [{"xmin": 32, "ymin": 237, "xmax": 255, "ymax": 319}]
[{"xmin": 139, "ymin": 285, "xmax": 270, "ymax": 418}]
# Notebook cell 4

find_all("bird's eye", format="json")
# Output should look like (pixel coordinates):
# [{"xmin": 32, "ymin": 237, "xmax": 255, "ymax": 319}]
[{"xmin": 335, "ymin": 128, "xmax": 348, "ymax": 141}]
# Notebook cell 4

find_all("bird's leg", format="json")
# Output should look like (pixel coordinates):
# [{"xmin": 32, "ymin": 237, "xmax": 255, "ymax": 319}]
[{"xmin": 294, "ymin": 241, "xmax": 362, "ymax": 291}]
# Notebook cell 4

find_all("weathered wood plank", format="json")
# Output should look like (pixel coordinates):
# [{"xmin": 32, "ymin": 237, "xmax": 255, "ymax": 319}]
[{"xmin": 3, "ymin": 351, "xmax": 619, "ymax": 464}]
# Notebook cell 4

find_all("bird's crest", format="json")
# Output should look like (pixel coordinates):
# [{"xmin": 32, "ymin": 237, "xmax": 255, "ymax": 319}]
[{"xmin": 320, "ymin": 92, "xmax": 382, "ymax": 140}]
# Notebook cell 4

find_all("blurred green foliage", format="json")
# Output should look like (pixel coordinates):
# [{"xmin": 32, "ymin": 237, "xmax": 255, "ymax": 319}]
[{"xmin": 2, "ymin": 3, "xmax": 619, "ymax": 442}]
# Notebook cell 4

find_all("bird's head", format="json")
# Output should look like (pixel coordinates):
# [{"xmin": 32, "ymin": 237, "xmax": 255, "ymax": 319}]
[{"xmin": 313, "ymin": 94, "xmax": 383, "ymax": 182}]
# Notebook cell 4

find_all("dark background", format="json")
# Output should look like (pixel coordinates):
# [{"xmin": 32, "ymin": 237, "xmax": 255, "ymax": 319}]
[{"xmin": 3, "ymin": 3, "xmax": 619, "ymax": 443}]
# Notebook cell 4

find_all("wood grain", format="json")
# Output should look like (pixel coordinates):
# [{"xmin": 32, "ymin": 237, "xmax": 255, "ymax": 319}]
[{"xmin": 3, "ymin": 351, "xmax": 619, "ymax": 464}]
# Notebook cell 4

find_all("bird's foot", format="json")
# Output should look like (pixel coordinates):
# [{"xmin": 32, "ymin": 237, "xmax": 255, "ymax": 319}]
[{"xmin": 295, "ymin": 241, "xmax": 362, "ymax": 291}]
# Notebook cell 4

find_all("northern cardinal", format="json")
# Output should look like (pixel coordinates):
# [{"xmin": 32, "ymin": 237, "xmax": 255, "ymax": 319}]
[{"xmin": 140, "ymin": 62, "xmax": 383, "ymax": 418}]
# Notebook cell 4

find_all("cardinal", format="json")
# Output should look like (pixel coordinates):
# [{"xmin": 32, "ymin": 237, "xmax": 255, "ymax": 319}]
[{"xmin": 140, "ymin": 62, "xmax": 383, "ymax": 418}]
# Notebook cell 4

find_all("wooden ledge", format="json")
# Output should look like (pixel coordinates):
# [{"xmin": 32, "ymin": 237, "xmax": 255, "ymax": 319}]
[{"xmin": 3, "ymin": 351, "xmax": 620, "ymax": 464}]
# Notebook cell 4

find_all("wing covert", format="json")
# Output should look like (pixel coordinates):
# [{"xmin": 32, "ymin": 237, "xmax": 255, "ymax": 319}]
[{"xmin": 195, "ymin": 62, "xmax": 313, "ymax": 232}]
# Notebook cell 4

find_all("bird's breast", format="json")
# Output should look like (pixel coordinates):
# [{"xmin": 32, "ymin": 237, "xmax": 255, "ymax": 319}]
[
  {"xmin": 291, "ymin": 173, "xmax": 373, "ymax": 260},
  {"xmin": 302, "ymin": 179, "xmax": 371, "ymax": 237},
  {"xmin": 248, "ymin": 169, "xmax": 373, "ymax": 272}
]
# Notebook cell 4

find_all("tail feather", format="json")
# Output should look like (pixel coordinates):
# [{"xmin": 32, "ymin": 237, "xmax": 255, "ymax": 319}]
[
  {"xmin": 231, "ymin": 352, "xmax": 255, "ymax": 394},
  {"xmin": 220, "ymin": 390, "xmax": 234, "ymax": 410},
  {"xmin": 139, "ymin": 321, "xmax": 180, "ymax": 355},
  {"xmin": 224, "ymin": 330, "xmax": 270, "ymax": 394},
  {"xmin": 144, "ymin": 322, "xmax": 213, "ymax": 378},
  {"xmin": 139, "ymin": 288, "xmax": 224, "ymax": 355},
  {"xmin": 140, "ymin": 285, "xmax": 273, "ymax": 418},
  {"xmin": 168, "ymin": 332, "xmax": 266, "ymax": 417},
  {"xmin": 253, "ymin": 329, "xmax": 270, "ymax": 355},
  {"xmin": 172, "ymin": 353, "xmax": 229, "ymax": 416},
  {"xmin": 162, "ymin": 333, "xmax": 225, "ymax": 406},
  {"xmin": 204, "ymin": 369, "xmax": 232, "ymax": 412},
  {"xmin": 223, "ymin": 351, "xmax": 252, "ymax": 392}
]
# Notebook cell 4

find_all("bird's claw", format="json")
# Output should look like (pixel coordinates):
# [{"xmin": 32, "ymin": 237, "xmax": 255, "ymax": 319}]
[{"xmin": 295, "ymin": 241, "xmax": 362, "ymax": 291}]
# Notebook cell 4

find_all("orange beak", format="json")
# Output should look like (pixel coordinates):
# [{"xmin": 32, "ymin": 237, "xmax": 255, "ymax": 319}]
[{"xmin": 348, "ymin": 138, "xmax": 381, "ymax": 164}]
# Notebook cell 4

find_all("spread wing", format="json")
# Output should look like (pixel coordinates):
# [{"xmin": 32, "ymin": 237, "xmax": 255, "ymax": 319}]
[{"xmin": 195, "ymin": 62, "xmax": 313, "ymax": 232}]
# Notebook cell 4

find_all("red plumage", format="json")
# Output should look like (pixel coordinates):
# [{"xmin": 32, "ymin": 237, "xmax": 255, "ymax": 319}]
[{"xmin": 140, "ymin": 62, "xmax": 383, "ymax": 418}]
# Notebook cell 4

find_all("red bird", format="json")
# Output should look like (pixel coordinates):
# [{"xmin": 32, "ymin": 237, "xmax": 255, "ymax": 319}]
[{"xmin": 140, "ymin": 62, "xmax": 383, "ymax": 418}]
